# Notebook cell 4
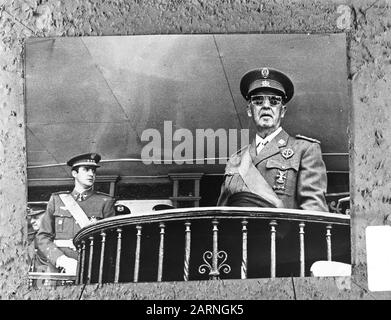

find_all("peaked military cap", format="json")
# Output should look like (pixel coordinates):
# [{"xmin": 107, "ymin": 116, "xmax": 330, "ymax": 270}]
[
  {"xmin": 240, "ymin": 67, "xmax": 294, "ymax": 104},
  {"xmin": 67, "ymin": 153, "xmax": 101, "ymax": 169},
  {"xmin": 27, "ymin": 208, "xmax": 45, "ymax": 217}
]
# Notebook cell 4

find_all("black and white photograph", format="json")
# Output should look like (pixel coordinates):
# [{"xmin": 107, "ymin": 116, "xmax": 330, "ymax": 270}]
[{"xmin": 25, "ymin": 33, "xmax": 351, "ymax": 287}]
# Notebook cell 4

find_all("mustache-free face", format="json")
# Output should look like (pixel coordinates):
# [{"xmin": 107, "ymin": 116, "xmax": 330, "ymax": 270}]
[{"xmin": 72, "ymin": 166, "xmax": 97, "ymax": 189}]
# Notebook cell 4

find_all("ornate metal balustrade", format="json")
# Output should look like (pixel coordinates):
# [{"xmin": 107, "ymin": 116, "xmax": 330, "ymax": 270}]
[{"xmin": 71, "ymin": 207, "xmax": 350, "ymax": 285}]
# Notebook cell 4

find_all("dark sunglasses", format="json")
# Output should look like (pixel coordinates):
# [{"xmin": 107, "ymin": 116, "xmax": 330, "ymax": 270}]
[{"xmin": 250, "ymin": 95, "xmax": 283, "ymax": 106}]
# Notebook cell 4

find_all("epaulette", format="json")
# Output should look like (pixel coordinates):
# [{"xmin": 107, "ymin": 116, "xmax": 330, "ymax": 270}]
[
  {"xmin": 52, "ymin": 190, "xmax": 71, "ymax": 195},
  {"xmin": 295, "ymin": 134, "xmax": 321, "ymax": 144},
  {"xmin": 95, "ymin": 191, "xmax": 113, "ymax": 198}
]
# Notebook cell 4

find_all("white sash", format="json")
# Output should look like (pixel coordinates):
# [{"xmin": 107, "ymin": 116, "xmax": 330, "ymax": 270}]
[
  {"xmin": 58, "ymin": 193, "xmax": 92, "ymax": 229},
  {"xmin": 53, "ymin": 239, "xmax": 76, "ymax": 250},
  {"xmin": 238, "ymin": 148, "xmax": 284, "ymax": 208}
]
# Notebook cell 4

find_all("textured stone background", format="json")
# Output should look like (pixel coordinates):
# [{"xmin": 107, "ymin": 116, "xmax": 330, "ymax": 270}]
[{"xmin": 1, "ymin": 0, "xmax": 391, "ymax": 299}]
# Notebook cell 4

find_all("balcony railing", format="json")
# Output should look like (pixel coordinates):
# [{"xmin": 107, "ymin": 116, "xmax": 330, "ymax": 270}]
[{"xmin": 70, "ymin": 207, "xmax": 350, "ymax": 285}]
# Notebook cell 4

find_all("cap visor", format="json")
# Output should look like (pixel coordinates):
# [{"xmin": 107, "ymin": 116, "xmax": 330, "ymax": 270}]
[
  {"xmin": 72, "ymin": 162, "xmax": 100, "ymax": 168},
  {"xmin": 248, "ymin": 87, "xmax": 285, "ymax": 98}
]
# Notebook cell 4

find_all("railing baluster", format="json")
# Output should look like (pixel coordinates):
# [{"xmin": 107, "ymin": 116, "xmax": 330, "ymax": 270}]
[
  {"xmin": 157, "ymin": 223, "xmax": 166, "ymax": 282},
  {"xmin": 75, "ymin": 245, "xmax": 81, "ymax": 285},
  {"xmin": 241, "ymin": 219, "xmax": 248, "ymax": 279},
  {"xmin": 299, "ymin": 222, "xmax": 305, "ymax": 277},
  {"xmin": 114, "ymin": 228, "xmax": 122, "ymax": 283},
  {"xmin": 72, "ymin": 208, "xmax": 350, "ymax": 285},
  {"xmin": 326, "ymin": 224, "xmax": 332, "ymax": 261},
  {"xmin": 98, "ymin": 231, "xmax": 106, "ymax": 286},
  {"xmin": 210, "ymin": 219, "xmax": 220, "ymax": 280},
  {"xmin": 133, "ymin": 225, "xmax": 142, "ymax": 283},
  {"xmin": 80, "ymin": 240, "xmax": 86, "ymax": 284},
  {"xmin": 87, "ymin": 236, "xmax": 94, "ymax": 284},
  {"xmin": 183, "ymin": 221, "xmax": 191, "ymax": 281},
  {"xmin": 198, "ymin": 219, "xmax": 230, "ymax": 279},
  {"xmin": 270, "ymin": 220, "xmax": 277, "ymax": 278}
]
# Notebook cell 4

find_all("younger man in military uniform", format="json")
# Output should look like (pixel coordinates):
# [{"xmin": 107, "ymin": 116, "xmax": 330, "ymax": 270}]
[
  {"xmin": 36, "ymin": 153, "xmax": 116, "ymax": 275},
  {"xmin": 217, "ymin": 67, "xmax": 328, "ymax": 212}
]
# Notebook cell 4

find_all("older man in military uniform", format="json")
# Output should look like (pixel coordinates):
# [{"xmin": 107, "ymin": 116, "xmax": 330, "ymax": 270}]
[
  {"xmin": 36, "ymin": 153, "xmax": 116, "ymax": 275},
  {"xmin": 27, "ymin": 208, "xmax": 45, "ymax": 271},
  {"xmin": 217, "ymin": 67, "xmax": 328, "ymax": 212}
]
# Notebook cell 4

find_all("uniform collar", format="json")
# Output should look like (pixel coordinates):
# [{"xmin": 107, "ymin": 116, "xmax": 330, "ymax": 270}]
[
  {"xmin": 251, "ymin": 128, "xmax": 290, "ymax": 165},
  {"xmin": 71, "ymin": 187, "xmax": 94, "ymax": 202},
  {"xmin": 256, "ymin": 127, "xmax": 283, "ymax": 147}
]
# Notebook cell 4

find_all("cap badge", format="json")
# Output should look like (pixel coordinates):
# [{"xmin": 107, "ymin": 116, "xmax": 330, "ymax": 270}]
[
  {"xmin": 281, "ymin": 148, "xmax": 294, "ymax": 159},
  {"xmin": 278, "ymin": 139, "xmax": 285, "ymax": 145},
  {"xmin": 261, "ymin": 80, "xmax": 270, "ymax": 87},
  {"xmin": 261, "ymin": 68, "xmax": 269, "ymax": 78}
]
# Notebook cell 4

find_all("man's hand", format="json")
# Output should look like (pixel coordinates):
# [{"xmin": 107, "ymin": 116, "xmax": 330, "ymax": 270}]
[{"xmin": 55, "ymin": 255, "xmax": 77, "ymax": 275}]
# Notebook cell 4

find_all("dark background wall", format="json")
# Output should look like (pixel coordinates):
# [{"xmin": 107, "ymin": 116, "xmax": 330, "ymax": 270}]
[
  {"xmin": 1, "ymin": 0, "xmax": 391, "ymax": 299},
  {"xmin": 24, "ymin": 34, "xmax": 349, "ymax": 178}
]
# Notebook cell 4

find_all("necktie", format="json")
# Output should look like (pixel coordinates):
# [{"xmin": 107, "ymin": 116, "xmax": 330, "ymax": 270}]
[{"xmin": 257, "ymin": 140, "xmax": 269, "ymax": 154}]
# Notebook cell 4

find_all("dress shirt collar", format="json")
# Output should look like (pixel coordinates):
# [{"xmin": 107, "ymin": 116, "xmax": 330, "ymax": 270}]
[{"xmin": 256, "ymin": 127, "xmax": 283, "ymax": 153}]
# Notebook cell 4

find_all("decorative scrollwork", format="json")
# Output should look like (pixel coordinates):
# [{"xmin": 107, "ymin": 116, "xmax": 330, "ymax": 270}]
[
  {"xmin": 328, "ymin": 197, "xmax": 350, "ymax": 215},
  {"xmin": 217, "ymin": 251, "xmax": 231, "ymax": 275},
  {"xmin": 328, "ymin": 200, "xmax": 340, "ymax": 213},
  {"xmin": 198, "ymin": 251, "xmax": 213, "ymax": 274},
  {"xmin": 198, "ymin": 250, "xmax": 231, "ymax": 277}
]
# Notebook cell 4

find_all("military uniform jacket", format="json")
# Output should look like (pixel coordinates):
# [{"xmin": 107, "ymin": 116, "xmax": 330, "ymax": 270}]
[
  {"xmin": 217, "ymin": 129, "xmax": 328, "ymax": 212},
  {"xmin": 36, "ymin": 189, "xmax": 116, "ymax": 266}
]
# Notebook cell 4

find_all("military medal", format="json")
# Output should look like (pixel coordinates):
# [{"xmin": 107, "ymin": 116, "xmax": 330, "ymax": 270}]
[
  {"xmin": 281, "ymin": 148, "xmax": 294, "ymax": 159},
  {"xmin": 273, "ymin": 170, "xmax": 287, "ymax": 191},
  {"xmin": 276, "ymin": 170, "xmax": 287, "ymax": 184}
]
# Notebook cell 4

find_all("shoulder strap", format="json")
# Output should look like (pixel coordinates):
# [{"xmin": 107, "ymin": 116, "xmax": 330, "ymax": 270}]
[
  {"xmin": 95, "ymin": 191, "xmax": 112, "ymax": 197},
  {"xmin": 58, "ymin": 194, "xmax": 92, "ymax": 229},
  {"xmin": 295, "ymin": 134, "xmax": 320, "ymax": 144},
  {"xmin": 237, "ymin": 148, "xmax": 284, "ymax": 208}
]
